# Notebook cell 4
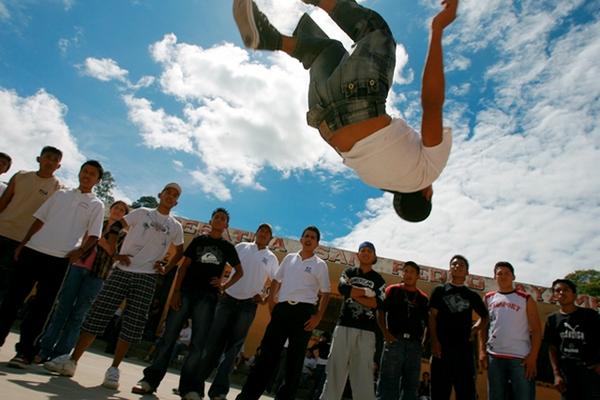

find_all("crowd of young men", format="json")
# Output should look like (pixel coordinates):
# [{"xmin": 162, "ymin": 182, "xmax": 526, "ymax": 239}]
[{"xmin": 1, "ymin": 146, "xmax": 599, "ymax": 400}]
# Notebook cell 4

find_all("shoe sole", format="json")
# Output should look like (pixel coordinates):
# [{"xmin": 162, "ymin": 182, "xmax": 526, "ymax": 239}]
[
  {"xmin": 131, "ymin": 385, "xmax": 155, "ymax": 395},
  {"xmin": 43, "ymin": 362, "xmax": 75, "ymax": 377},
  {"xmin": 233, "ymin": 0, "xmax": 259, "ymax": 49},
  {"xmin": 102, "ymin": 382, "xmax": 119, "ymax": 390},
  {"xmin": 7, "ymin": 361, "xmax": 29, "ymax": 369}
]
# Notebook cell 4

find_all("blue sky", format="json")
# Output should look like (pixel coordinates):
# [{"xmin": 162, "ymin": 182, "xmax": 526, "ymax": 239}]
[{"xmin": 1, "ymin": 0, "xmax": 599, "ymax": 286}]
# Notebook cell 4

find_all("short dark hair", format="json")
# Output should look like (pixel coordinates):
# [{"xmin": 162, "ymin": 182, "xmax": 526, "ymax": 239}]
[
  {"xmin": 403, "ymin": 260, "xmax": 420, "ymax": 274},
  {"xmin": 40, "ymin": 146, "xmax": 63, "ymax": 159},
  {"xmin": 552, "ymin": 279, "xmax": 577, "ymax": 294},
  {"xmin": 392, "ymin": 191, "xmax": 431, "ymax": 222},
  {"xmin": 494, "ymin": 261, "xmax": 514, "ymax": 276},
  {"xmin": 80, "ymin": 160, "xmax": 104, "ymax": 180},
  {"xmin": 110, "ymin": 200, "xmax": 130, "ymax": 215},
  {"xmin": 0, "ymin": 152, "xmax": 11, "ymax": 169},
  {"xmin": 450, "ymin": 254, "xmax": 469, "ymax": 270},
  {"xmin": 211, "ymin": 207, "xmax": 230, "ymax": 223},
  {"xmin": 302, "ymin": 225, "xmax": 320, "ymax": 242}
]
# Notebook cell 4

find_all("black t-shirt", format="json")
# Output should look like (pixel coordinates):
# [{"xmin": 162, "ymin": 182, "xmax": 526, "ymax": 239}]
[
  {"xmin": 337, "ymin": 266, "xmax": 386, "ymax": 332},
  {"xmin": 181, "ymin": 234, "xmax": 240, "ymax": 294},
  {"xmin": 381, "ymin": 283, "xmax": 429, "ymax": 341},
  {"xmin": 429, "ymin": 283, "xmax": 488, "ymax": 348},
  {"xmin": 544, "ymin": 307, "xmax": 600, "ymax": 367}
]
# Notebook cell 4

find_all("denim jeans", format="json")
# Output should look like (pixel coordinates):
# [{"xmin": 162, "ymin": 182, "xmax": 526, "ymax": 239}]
[
  {"xmin": 377, "ymin": 339, "xmax": 422, "ymax": 400},
  {"xmin": 196, "ymin": 293, "xmax": 258, "ymax": 398},
  {"xmin": 487, "ymin": 355, "xmax": 535, "ymax": 400},
  {"xmin": 292, "ymin": 0, "xmax": 396, "ymax": 132},
  {"xmin": 38, "ymin": 265, "xmax": 104, "ymax": 360},
  {"xmin": 142, "ymin": 290, "xmax": 217, "ymax": 390}
]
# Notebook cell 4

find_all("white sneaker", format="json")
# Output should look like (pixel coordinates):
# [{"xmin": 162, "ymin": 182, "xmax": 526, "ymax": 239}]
[
  {"xmin": 44, "ymin": 354, "xmax": 77, "ymax": 377},
  {"xmin": 182, "ymin": 391, "xmax": 203, "ymax": 400},
  {"xmin": 102, "ymin": 366, "xmax": 120, "ymax": 389}
]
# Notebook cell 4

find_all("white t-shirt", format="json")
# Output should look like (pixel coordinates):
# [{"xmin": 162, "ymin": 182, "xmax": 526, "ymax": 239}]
[
  {"xmin": 27, "ymin": 189, "xmax": 104, "ymax": 258},
  {"xmin": 226, "ymin": 242, "xmax": 279, "ymax": 300},
  {"xmin": 341, "ymin": 118, "xmax": 452, "ymax": 193},
  {"xmin": 116, "ymin": 208, "xmax": 184, "ymax": 274},
  {"xmin": 485, "ymin": 290, "xmax": 532, "ymax": 359},
  {"xmin": 275, "ymin": 253, "xmax": 330, "ymax": 305}
]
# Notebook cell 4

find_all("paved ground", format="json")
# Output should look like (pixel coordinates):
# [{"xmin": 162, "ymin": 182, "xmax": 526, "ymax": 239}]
[{"xmin": 0, "ymin": 332, "xmax": 275, "ymax": 400}]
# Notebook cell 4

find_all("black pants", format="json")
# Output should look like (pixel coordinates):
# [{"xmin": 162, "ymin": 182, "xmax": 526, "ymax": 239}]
[
  {"xmin": 560, "ymin": 361, "xmax": 600, "ymax": 400},
  {"xmin": 430, "ymin": 345, "xmax": 477, "ymax": 400},
  {"xmin": 0, "ymin": 235, "xmax": 20, "ymax": 306},
  {"xmin": 0, "ymin": 247, "xmax": 69, "ymax": 360},
  {"xmin": 237, "ymin": 302, "xmax": 316, "ymax": 400}
]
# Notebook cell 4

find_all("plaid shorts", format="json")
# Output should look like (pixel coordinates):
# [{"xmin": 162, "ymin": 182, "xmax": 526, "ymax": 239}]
[
  {"xmin": 298, "ymin": 0, "xmax": 396, "ymax": 131},
  {"xmin": 81, "ymin": 268, "xmax": 157, "ymax": 343}
]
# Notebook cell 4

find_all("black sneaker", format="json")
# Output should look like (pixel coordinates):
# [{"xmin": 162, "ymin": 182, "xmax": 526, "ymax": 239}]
[
  {"xmin": 7, "ymin": 354, "xmax": 31, "ymax": 369},
  {"xmin": 233, "ymin": 0, "xmax": 281, "ymax": 50}
]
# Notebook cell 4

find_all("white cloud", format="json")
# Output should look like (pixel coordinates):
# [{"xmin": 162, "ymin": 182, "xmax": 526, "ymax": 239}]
[
  {"xmin": 63, "ymin": 0, "xmax": 75, "ymax": 11},
  {"xmin": 80, "ymin": 57, "xmax": 129, "ymax": 82},
  {"xmin": 58, "ymin": 26, "xmax": 83, "ymax": 56},
  {"xmin": 117, "ymin": 33, "xmax": 345, "ymax": 199},
  {"xmin": 0, "ymin": 88, "xmax": 85, "ymax": 185},
  {"xmin": 0, "ymin": 2, "xmax": 9, "ymax": 20},
  {"xmin": 332, "ymin": 1, "xmax": 600, "ymax": 286}
]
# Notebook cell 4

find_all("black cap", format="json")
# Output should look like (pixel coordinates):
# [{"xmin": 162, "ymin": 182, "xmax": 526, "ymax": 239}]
[{"xmin": 393, "ymin": 191, "xmax": 432, "ymax": 222}]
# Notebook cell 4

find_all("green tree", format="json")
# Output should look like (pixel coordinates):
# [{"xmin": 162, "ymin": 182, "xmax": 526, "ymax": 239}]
[
  {"xmin": 565, "ymin": 269, "xmax": 600, "ymax": 296},
  {"xmin": 132, "ymin": 195, "xmax": 158, "ymax": 209},
  {"xmin": 94, "ymin": 170, "xmax": 116, "ymax": 206}
]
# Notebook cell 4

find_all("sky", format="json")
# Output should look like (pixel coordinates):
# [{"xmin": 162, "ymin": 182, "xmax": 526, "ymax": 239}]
[{"xmin": 1, "ymin": 0, "xmax": 599, "ymax": 287}]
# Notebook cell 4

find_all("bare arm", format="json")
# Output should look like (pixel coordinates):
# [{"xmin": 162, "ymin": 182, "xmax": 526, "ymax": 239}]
[
  {"xmin": 305, "ymin": 292, "xmax": 330, "ymax": 331},
  {"xmin": 268, "ymin": 280, "xmax": 281, "ymax": 314},
  {"xmin": 170, "ymin": 256, "xmax": 191, "ymax": 311},
  {"xmin": 378, "ymin": 310, "xmax": 397, "ymax": 343},
  {"xmin": 429, "ymin": 307, "xmax": 442, "ymax": 357},
  {"xmin": 351, "ymin": 287, "xmax": 377, "ymax": 308},
  {"xmin": 158, "ymin": 244, "xmax": 184, "ymax": 275},
  {"xmin": 420, "ymin": 0, "xmax": 458, "ymax": 147},
  {"xmin": 14, "ymin": 218, "xmax": 44, "ymax": 260},
  {"xmin": 66, "ymin": 235, "xmax": 99, "ymax": 263},
  {"xmin": 548, "ymin": 345, "xmax": 566, "ymax": 393},
  {"xmin": 222, "ymin": 263, "xmax": 244, "ymax": 292},
  {"xmin": 523, "ymin": 297, "xmax": 542, "ymax": 379},
  {"xmin": 0, "ymin": 174, "xmax": 16, "ymax": 213}
]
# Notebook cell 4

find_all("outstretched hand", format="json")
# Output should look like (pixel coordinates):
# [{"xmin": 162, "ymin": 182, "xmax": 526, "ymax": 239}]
[{"xmin": 432, "ymin": 0, "xmax": 458, "ymax": 31}]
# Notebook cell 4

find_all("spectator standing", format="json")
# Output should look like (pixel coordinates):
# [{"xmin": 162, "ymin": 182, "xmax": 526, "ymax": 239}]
[
  {"xmin": 544, "ymin": 279, "xmax": 600, "ymax": 400},
  {"xmin": 428, "ymin": 255, "xmax": 488, "ymax": 400},
  {"xmin": 0, "ymin": 146, "xmax": 62, "ymax": 305},
  {"xmin": 377, "ymin": 261, "xmax": 429, "ymax": 400},
  {"xmin": 479, "ymin": 261, "xmax": 541, "ymax": 400},
  {"xmin": 44, "ymin": 183, "xmax": 184, "ymax": 390},
  {"xmin": 321, "ymin": 241, "xmax": 385, "ymax": 400},
  {"xmin": 0, "ymin": 160, "xmax": 104, "ymax": 368},
  {"xmin": 236, "ymin": 226, "xmax": 331, "ymax": 400}
]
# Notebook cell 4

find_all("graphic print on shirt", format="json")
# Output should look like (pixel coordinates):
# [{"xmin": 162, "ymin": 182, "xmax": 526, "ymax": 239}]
[
  {"xmin": 560, "ymin": 322, "xmax": 586, "ymax": 358},
  {"xmin": 443, "ymin": 293, "xmax": 470, "ymax": 313},
  {"xmin": 345, "ymin": 275, "xmax": 376, "ymax": 320},
  {"xmin": 194, "ymin": 245, "xmax": 224, "ymax": 265}
]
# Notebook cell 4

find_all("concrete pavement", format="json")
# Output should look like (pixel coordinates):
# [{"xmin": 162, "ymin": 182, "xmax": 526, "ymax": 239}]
[{"xmin": 0, "ymin": 332, "xmax": 274, "ymax": 400}]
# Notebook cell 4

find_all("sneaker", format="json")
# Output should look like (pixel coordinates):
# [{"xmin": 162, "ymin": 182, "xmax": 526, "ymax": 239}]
[
  {"xmin": 7, "ymin": 354, "xmax": 31, "ymax": 369},
  {"xmin": 233, "ymin": 0, "xmax": 281, "ymax": 50},
  {"xmin": 102, "ymin": 366, "xmax": 120, "ymax": 390},
  {"xmin": 44, "ymin": 354, "xmax": 77, "ymax": 377},
  {"xmin": 182, "ymin": 391, "xmax": 203, "ymax": 400},
  {"xmin": 131, "ymin": 380, "xmax": 155, "ymax": 395}
]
